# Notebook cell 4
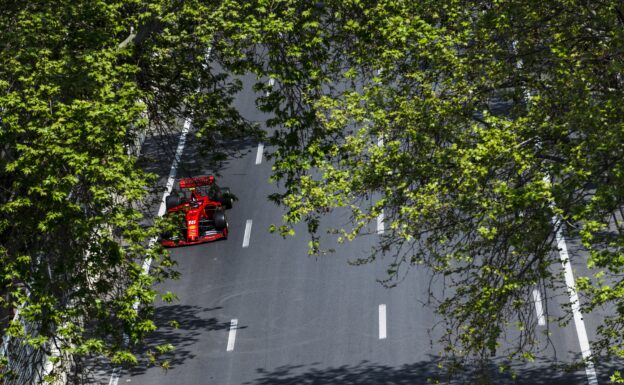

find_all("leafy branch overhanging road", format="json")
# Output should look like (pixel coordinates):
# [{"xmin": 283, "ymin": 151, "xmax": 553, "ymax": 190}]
[{"xmin": 2, "ymin": 0, "xmax": 624, "ymax": 383}]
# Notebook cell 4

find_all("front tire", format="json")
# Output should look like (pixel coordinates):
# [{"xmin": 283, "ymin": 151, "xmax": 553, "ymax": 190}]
[
  {"xmin": 166, "ymin": 194, "xmax": 181, "ymax": 210},
  {"xmin": 214, "ymin": 210, "xmax": 227, "ymax": 231}
]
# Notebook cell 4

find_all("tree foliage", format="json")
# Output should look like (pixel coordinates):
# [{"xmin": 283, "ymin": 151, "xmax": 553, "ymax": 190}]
[
  {"xmin": 209, "ymin": 0, "xmax": 624, "ymax": 379},
  {"xmin": 0, "ymin": 0, "xmax": 255, "ymax": 382},
  {"xmin": 3, "ymin": 0, "xmax": 624, "ymax": 383}
]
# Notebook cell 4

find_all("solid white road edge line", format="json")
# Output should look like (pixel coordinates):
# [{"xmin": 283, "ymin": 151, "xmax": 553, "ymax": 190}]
[
  {"xmin": 108, "ymin": 367, "xmax": 121, "ymax": 385},
  {"xmin": 515, "ymin": 45, "xmax": 594, "ymax": 382},
  {"xmin": 532, "ymin": 288, "xmax": 546, "ymax": 326},
  {"xmin": 226, "ymin": 319, "xmax": 239, "ymax": 351},
  {"xmin": 379, "ymin": 304, "xmax": 387, "ymax": 339},
  {"xmin": 543, "ymin": 168, "xmax": 598, "ymax": 384},
  {"xmin": 554, "ymin": 224, "xmax": 599, "ymax": 385},
  {"xmin": 377, "ymin": 210, "xmax": 385, "ymax": 234},
  {"xmin": 142, "ymin": 118, "xmax": 191, "ymax": 274},
  {"xmin": 108, "ymin": 118, "xmax": 191, "ymax": 385},
  {"xmin": 243, "ymin": 219, "xmax": 253, "ymax": 248},
  {"xmin": 157, "ymin": 118, "xmax": 191, "ymax": 218},
  {"xmin": 255, "ymin": 143, "xmax": 264, "ymax": 165}
]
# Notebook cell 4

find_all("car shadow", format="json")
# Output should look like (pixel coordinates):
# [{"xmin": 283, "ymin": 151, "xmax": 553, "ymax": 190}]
[{"xmin": 174, "ymin": 133, "xmax": 259, "ymax": 179}]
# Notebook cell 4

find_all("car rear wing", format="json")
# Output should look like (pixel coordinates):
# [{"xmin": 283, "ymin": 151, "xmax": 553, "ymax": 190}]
[{"xmin": 179, "ymin": 175, "xmax": 215, "ymax": 189}]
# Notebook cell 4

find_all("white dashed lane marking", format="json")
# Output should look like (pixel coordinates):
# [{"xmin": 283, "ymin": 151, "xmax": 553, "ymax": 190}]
[
  {"xmin": 242, "ymin": 219, "xmax": 253, "ymax": 248},
  {"xmin": 255, "ymin": 143, "xmax": 264, "ymax": 165},
  {"xmin": 226, "ymin": 319, "xmax": 238, "ymax": 352},
  {"xmin": 266, "ymin": 78, "xmax": 275, "ymax": 96},
  {"xmin": 376, "ymin": 134, "xmax": 385, "ymax": 235},
  {"xmin": 379, "ymin": 304, "xmax": 387, "ymax": 340},
  {"xmin": 377, "ymin": 210, "xmax": 385, "ymax": 234},
  {"xmin": 532, "ymin": 288, "xmax": 546, "ymax": 326}
]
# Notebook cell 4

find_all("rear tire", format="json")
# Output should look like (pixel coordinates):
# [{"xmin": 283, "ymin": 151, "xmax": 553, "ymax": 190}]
[
  {"xmin": 166, "ymin": 194, "xmax": 181, "ymax": 210},
  {"xmin": 214, "ymin": 210, "xmax": 227, "ymax": 230}
]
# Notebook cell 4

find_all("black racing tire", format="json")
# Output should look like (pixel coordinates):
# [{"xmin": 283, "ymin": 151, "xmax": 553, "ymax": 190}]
[
  {"xmin": 220, "ymin": 187, "xmax": 233, "ymax": 209},
  {"xmin": 165, "ymin": 194, "xmax": 181, "ymax": 210},
  {"xmin": 214, "ymin": 210, "xmax": 227, "ymax": 231}
]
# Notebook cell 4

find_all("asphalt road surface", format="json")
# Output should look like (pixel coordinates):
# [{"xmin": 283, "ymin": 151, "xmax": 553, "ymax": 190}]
[{"xmin": 101, "ymin": 72, "xmax": 621, "ymax": 385}]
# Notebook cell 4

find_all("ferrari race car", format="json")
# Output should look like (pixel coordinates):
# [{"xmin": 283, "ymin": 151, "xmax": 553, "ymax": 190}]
[{"xmin": 160, "ymin": 175, "xmax": 233, "ymax": 247}]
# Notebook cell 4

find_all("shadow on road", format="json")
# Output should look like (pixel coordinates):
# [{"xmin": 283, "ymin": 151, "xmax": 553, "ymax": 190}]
[
  {"xmin": 241, "ymin": 357, "xmax": 590, "ymax": 385},
  {"xmin": 130, "ymin": 304, "xmax": 233, "ymax": 375},
  {"xmin": 139, "ymin": 128, "xmax": 259, "ymax": 180},
  {"xmin": 175, "ymin": 133, "xmax": 259, "ymax": 179},
  {"xmin": 122, "ymin": 301, "xmax": 618, "ymax": 385}
]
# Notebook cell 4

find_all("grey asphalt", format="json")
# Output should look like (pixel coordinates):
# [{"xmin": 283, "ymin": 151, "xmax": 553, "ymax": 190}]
[{"xmin": 103, "ymin": 72, "xmax": 617, "ymax": 385}]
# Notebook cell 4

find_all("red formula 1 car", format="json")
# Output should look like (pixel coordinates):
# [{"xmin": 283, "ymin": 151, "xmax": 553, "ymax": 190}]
[{"xmin": 160, "ymin": 175, "xmax": 233, "ymax": 247}]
